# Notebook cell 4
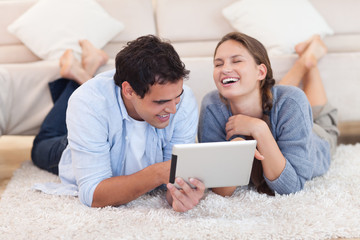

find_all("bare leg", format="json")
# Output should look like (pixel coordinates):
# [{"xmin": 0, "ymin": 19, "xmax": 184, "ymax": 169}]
[
  {"xmin": 60, "ymin": 50, "xmax": 92, "ymax": 85},
  {"xmin": 302, "ymin": 67, "xmax": 328, "ymax": 106},
  {"xmin": 278, "ymin": 57, "xmax": 308, "ymax": 87},
  {"xmin": 279, "ymin": 35, "xmax": 328, "ymax": 106},
  {"xmin": 79, "ymin": 40, "xmax": 109, "ymax": 77}
]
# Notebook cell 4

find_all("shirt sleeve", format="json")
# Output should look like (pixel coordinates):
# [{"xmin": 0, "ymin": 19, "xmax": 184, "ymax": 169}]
[
  {"xmin": 265, "ymin": 88, "xmax": 314, "ymax": 194},
  {"xmin": 66, "ymin": 93, "xmax": 113, "ymax": 207}
]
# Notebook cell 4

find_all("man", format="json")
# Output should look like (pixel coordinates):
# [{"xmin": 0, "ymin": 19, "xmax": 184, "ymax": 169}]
[{"xmin": 32, "ymin": 35, "xmax": 205, "ymax": 212}]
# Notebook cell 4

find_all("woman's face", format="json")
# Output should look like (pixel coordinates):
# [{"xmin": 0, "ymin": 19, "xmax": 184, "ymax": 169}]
[{"xmin": 213, "ymin": 40, "xmax": 266, "ymax": 101}]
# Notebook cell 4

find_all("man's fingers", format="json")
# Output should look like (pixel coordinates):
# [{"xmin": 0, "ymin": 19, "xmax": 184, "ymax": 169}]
[
  {"xmin": 169, "ymin": 179, "xmax": 195, "ymax": 210},
  {"xmin": 174, "ymin": 178, "xmax": 200, "ymax": 208},
  {"xmin": 167, "ymin": 183, "xmax": 187, "ymax": 212},
  {"xmin": 167, "ymin": 178, "xmax": 205, "ymax": 212},
  {"xmin": 189, "ymin": 178, "xmax": 205, "ymax": 193}
]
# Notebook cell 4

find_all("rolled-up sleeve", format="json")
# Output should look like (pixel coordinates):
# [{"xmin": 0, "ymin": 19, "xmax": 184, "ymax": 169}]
[{"xmin": 66, "ymin": 94, "xmax": 113, "ymax": 207}]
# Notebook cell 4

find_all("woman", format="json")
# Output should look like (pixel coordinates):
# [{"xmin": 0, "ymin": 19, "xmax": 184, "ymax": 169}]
[{"xmin": 198, "ymin": 32, "xmax": 339, "ymax": 196}]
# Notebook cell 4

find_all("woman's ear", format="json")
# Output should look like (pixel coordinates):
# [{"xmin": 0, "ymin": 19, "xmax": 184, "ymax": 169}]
[
  {"xmin": 257, "ymin": 63, "xmax": 267, "ymax": 81},
  {"xmin": 121, "ymin": 81, "xmax": 135, "ymax": 99}
]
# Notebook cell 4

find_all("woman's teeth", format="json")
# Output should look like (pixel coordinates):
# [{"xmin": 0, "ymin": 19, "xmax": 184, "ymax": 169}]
[{"xmin": 222, "ymin": 78, "xmax": 239, "ymax": 84}]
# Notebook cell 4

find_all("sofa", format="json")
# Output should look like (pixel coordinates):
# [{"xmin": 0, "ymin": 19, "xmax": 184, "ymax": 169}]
[{"xmin": 1, "ymin": 0, "xmax": 360, "ymax": 138}]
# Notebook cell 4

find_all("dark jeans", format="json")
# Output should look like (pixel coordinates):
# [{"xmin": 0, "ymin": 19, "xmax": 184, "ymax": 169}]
[{"xmin": 31, "ymin": 79, "xmax": 79, "ymax": 175}]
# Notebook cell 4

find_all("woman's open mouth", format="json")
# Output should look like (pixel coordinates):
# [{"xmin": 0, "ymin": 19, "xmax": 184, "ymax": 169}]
[{"xmin": 221, "ymin": 77, "xmax": 239, "ymax": 86}]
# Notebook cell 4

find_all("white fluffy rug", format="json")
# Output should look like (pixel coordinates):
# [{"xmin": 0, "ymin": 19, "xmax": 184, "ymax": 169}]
[{"xmin": 1, "ymin": 144, "xmax": 360, "ymax": 240}]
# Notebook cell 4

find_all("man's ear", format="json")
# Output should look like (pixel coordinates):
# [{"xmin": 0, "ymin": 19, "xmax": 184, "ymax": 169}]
[
  {"xmin": 257, "ymin": 63, "xmax": 267, "ymax": 81},
  {"xmin": 121, "ymin": 81, "xmax": 135, "ymax": 99}
]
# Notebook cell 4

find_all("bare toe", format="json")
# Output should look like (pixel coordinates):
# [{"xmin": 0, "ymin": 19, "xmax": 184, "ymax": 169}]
[
  {"xmin": 59, "ymin": 49, "xmax": 91, "ymax": 84},
  {"xmin": 301, "ymin": 35, "xmax": 327, "ymax": 68},
  {"xmin": 79, "ymin": 40, "xmax": 109, "ymax": 76}
]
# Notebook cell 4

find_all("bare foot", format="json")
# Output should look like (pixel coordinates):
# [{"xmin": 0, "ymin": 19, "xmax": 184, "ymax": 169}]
[
  {"xmin": 295, "ymin": 35, "xmax": 315, "ymax": 55},
  {"xmin": 300, "ymin": 35, "xmax": 327, "ymax": 69},
  {"xmin": 59, "ymin": 49, "xmax": 92, "ymax": 85},
  {"xmin": 79, "ymin": 40, "xmax": 109, "ymax": 77}
]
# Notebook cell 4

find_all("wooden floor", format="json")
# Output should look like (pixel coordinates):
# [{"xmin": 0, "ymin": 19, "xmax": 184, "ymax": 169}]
[
  {"xmin": 1, "ymin": 121, "xmax": 360, "ymax": 199},
  {"xmin": 0, "ymin": 135, "xmax": 34, "ymax": 198}
]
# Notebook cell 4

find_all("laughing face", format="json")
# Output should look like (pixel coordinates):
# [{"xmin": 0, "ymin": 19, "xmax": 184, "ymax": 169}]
[
  {"xmin": 122, "ymin": 79, "xmax": 184, "ymax": 129},
  {"xmin": 213, "ymin": 40, "xmax": 266, "ymax": 101}
]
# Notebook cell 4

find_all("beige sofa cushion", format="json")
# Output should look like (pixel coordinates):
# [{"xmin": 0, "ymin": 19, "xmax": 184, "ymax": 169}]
[
  {"xmin": 0, "ymin": 61, "xmax": 59, "ymax": 135},
  {"xmin": 7, "ymin": 0, "xmax": 125, "ymax": 60}
]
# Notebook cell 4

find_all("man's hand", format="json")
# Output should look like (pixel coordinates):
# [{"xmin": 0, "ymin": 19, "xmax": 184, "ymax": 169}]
[{"xmin": 166, "ymin": 178, "xmax": 205, "ymax": 212}]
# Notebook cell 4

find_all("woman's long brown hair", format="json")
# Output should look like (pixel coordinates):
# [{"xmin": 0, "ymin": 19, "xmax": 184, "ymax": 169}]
[{"xmin": 214, "ymin": 32, "xmax": 276, "ymax": 196}]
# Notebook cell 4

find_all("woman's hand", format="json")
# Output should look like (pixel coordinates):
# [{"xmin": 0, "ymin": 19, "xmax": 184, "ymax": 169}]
[
  {"xmin": 166, "ymin": 178, "xmax": 205, "ymax": 212},
  {"xmin": 226, "ymin": 114, "xmax": 266, "ymax": 161},
  {"xmin": 225, "ymin": 114, "xmax": 263, "ymax": 140}
]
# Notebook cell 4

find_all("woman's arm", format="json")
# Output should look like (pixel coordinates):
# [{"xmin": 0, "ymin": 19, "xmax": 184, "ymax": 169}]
[
  {"xmin": 225, "ymin": 88, "xmax": 315, "ymax": 194},
  {"xmin": 226, "ymin": 115, "xmax": 286, "ymax": 181}
]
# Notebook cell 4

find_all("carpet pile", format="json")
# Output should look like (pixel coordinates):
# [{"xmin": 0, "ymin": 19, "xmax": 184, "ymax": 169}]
[{"xmin": 1, "ymin": 144, "xmax": 360, "ymax": 239}]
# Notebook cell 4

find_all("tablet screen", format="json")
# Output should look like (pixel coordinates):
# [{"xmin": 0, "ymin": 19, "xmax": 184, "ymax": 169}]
[{"xmin": 169, "ymin": 140, "xmax": 257, "ymax": 188}]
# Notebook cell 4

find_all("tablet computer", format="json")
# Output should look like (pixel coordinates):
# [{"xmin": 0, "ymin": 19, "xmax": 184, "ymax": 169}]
[{"xmin": 169, "ymin": 140, "xmax": 257, "ymax": 189}]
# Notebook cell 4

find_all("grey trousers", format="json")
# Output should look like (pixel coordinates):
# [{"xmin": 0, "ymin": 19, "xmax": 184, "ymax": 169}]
[{"xmin": 312, "ymin": 102, "xmax": 339, "ymax": 156}]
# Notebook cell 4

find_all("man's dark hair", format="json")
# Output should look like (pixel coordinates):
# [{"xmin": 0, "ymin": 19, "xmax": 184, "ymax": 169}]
[{"xmin": 114, "ymin": 35, "xmax": 189, "ymax": 98}]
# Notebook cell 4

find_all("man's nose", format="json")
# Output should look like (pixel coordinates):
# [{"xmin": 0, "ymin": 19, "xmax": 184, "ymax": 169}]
[{"xmin": 165, "ymin": 100, "xmax": 177, "ymax": 114}]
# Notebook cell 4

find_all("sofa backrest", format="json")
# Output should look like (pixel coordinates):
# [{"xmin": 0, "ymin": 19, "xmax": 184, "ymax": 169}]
[
  {"xmin": 1, "ymin": 0, "xmax": 360, "ymax": 64},
  {"xmin": 311, "ymin": 0, "xmax": 360, "ymax": 34},
  {"xmin": 155, "ymin": 0, "xmax": 237, "ymax": 58}
]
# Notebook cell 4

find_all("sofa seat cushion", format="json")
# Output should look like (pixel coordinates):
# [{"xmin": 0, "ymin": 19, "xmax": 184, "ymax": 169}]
[{"xmin": 0, "ymin": 61, "xmax": 59, "ymax": 135}]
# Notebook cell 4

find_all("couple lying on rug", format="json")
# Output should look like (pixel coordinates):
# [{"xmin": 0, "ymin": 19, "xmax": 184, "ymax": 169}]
[{"xmin": 31, "ymin": 33, "xmax": 339, "ymax": 212}]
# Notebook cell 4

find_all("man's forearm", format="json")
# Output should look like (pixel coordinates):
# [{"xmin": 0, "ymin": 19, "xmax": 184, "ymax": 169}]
[{"xmin": 91, "ymin": 161, "xmax": 170, "ymax": 207}]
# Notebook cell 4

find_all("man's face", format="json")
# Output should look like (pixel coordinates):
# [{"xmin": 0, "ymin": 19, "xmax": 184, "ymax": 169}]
[{"xmin": 125, "ymin": 79, "xmax": 184, "ymax": 129}]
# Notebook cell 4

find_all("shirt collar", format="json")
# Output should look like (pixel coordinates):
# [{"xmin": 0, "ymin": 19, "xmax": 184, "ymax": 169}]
[{"xmin": 117, "ymin": 85, "xmax": 131, "ymax": 121}]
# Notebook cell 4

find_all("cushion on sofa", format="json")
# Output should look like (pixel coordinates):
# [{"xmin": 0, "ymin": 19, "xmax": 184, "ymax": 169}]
[
  {"xmin": 7, "ymin": 0, "xmax": 124, "ymax": 60},
  {"xmin": 0, "ymin": 0, "xmax": 157, "ymax": 63},
  {"xmin": 222, "ymin": 0, "xmax": 334, "ymax": 55}
]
